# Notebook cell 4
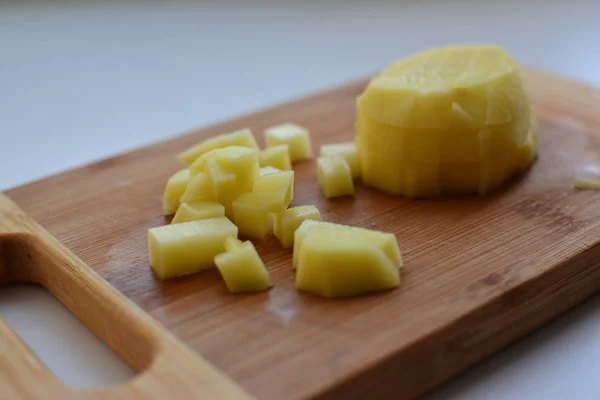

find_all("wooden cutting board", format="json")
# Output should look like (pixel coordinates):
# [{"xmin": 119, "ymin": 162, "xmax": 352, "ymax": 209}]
[{"xmin": 5, "ymin": 67, "xmax": 600, "ymax": 399}]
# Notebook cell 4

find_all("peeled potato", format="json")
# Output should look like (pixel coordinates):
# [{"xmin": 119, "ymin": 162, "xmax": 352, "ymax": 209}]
[{"xmin": 356, "ymin": 46, "xmax": 537, "ymax": 197}]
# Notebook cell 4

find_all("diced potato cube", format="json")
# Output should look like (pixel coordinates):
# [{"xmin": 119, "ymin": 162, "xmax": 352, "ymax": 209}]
[
  {"xmin": 205, "ymin": 146, "xmax": 259, "ymax": 216},
  {"xmin": 148, "ymin": 217, "xmax": 238, "ymax": 279},
  {"xmin": 320, "ymin": 142, "xmax": 361, "ymax": 179},
  {"xmin": 212, "ymin": 146, "xmax": 259, "ymax": 193},
  {"xmin": 264, "ymin": 123, "xmax": 312, "ymax": 162},
  {"xmin": 180, "ymin": 172, "xmax": 213, "ymax": 203},
  {"xmin": 574, "ymin": 177, "xmax": 600, "ymax": 190},
  {"xmin": 259, "ymin": 145, "xmax": 292, "ymax": 171},
  {"xmin": 274, "ymin": 205, "xmax": 321, "ymax": 248},
  {"xmin": 232, "ymin": 193, "xmax": 274, "ymax": 239},
  {"xmin": 224, "ymin": 236, "xmax": 244, "ymax": 252},
  {"xmin": 295, "ymin": 237, "xmax": 399, "ymax": 298},
  {"xmin": 171, "ymin": 200, "xmax": 225, "ymax": 224},
  {"xmin": 215, "ymin": 241, "xmax": 272, "ymax": 293},
  {"xmin": 251, "ymin": 171, "xmax": 294, "ymax": 213},
  {"xmin": 162, "ymin": 169, "xmax": 191, "ymax": 215},
  {"xmin": 317, "ymin": 156, "xmax": 354, "ymax": 198},
  {"xmin": 293, "ymin": 220, "xmax": 402, "ymax": 269},
  {"xmin": 189, "ymin": 149, "xmax": 219, "ymax": 176},
  {"xmin": 259, "ymin": 166, "xmax": 282, "ymax": 176},
  {"xmin": 177, "ymin": 128, "xmax": 259, "ymax": 165}
]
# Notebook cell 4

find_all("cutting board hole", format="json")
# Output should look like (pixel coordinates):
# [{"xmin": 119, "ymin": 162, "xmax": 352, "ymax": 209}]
[{"xmin": 0, "ymin": 284, "xmax": 136, "ymax": 389}]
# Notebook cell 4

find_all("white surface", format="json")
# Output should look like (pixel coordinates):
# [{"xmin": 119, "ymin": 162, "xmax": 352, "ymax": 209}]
[{"xmin": 0, "ymin": 0, "xmax": 599, "ymax": 396}]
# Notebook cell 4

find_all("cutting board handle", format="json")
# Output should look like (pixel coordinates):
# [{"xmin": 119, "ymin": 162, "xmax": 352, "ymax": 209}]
[{"xmin": 0, "ymin": 193, "xmax": 252, "ymax": 399}]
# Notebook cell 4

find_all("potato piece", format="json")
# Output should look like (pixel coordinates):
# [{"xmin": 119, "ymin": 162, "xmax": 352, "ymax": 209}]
[
  {"xmin": 224, "ymin": 236, "xmax": 244, "ymax": 252},
  {"xmin": 293, "ymin": 220, "xmax": 402, "ymax": 269},
  {"xmin": 259, "ymin": 166, "xmax": 282, "ymax": 176},
  {"xmin": 259, "ymin": 145, "xmax": 292, "ymax": 171},
  {"xmin": 177, "ymin": 128, "xmax": 259, "ymax": 165},
  {"xmin": 171, "ymin": 200, "xmax": 225, "ymax": 224},
  {"xmin": 264, "ymin": 123, "xmax": 312, "ymax": 162},
  {"xmin": 356, "ymin": 46, "xmax": 536, "ymax": 197},
  {"xmin": 162, "ymin": 169, "xmax": 191, "ymax": 215},
  {"xmin": 215, "ymin": 241, "xmax": 272, "ymax": 293},
  {"xmin": 180, "ymin": 172, "xmax": 213, "ymax": 203},
  {"xmin": 205, "ymin": 146, "xmax": 259, "ymax": 216},
  {"xmin": 274, "ymin": 205, "xmax": 321, "ymax": 248},
  {"xmin": 232, "ymin": 193, "xmax": 274, "ymax": 239},
  {"xmin": 575, "ymin": 177, "xmax": 600, "ymax": 190},
  {"xmin": 317, "ymin": 156, "xmax": 354, "ymax": 198},
  {"xmin": 320, "ymin": 142, "xmax": 361, "ymax": 179},
  {"xmin": 251, "ymin": 170, "xmax": 294, "ymax": 213},
  {"xmin": 148, "ymin": 217, "xmax": 238, "ymax": 279},
  {"xmin": 295, "ymin": 237, "xmax": 399, "ymax": 298}
]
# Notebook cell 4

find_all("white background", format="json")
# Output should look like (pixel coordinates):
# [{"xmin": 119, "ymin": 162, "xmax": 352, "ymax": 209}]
[{"xmin": 1, "ymin": 0, "xmax": 599, "ymax": 398}]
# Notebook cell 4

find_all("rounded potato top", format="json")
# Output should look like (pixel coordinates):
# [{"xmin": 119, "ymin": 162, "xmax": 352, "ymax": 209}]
[{"xmin": 358, "ymin": 46, "xmax": 529, "ymax": 129}]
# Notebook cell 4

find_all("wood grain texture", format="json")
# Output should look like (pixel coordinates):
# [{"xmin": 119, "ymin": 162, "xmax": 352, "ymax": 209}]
[
  {"xmin": 4, "ymin": 67, "xmax": 600, "ymax": 399},
  {"xmin": 0, "ymin": 194, "xmax": 251, "ymax": 399}
]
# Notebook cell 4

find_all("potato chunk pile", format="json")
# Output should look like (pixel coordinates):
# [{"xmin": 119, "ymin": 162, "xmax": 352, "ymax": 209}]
[{"xmin": 150, "ymin": 125, "xmax": 403, "ymax": 298}]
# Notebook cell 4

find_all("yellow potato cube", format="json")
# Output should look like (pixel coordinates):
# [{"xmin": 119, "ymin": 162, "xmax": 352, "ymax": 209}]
[
  {"xmin": 295, "ymin": 237, "xmax": 399, "ymax": 298},
  {"xmin": 171, "ymin": 200, "xmax": 225, "ymax": 224},
  {"xmin": 264, "ymin": 123, "xmax": 312, "ymax": 162},
  {"xmin": 180, "ymin": 172, "xmax": 213, "ymax": 203},
  {"xmin": 259, "ymin": 145, "xmax": 292, "ymax": 171},
  {"xmin": 212, "ymin": 146, "xmax": 259, "ymax": 193},
  {"xmin": 177, "ymin": 128, "xmax": 259, "ymax": 165},
  {"xmin": 148, "ymin": 217, "xmax": 238, "ymax": 279},
  {"xmin": 259, "ymin": 166, "xmax": 282, "ymax": 176},
  {"xmin": 320, "ymin": 142, "xmax": 361, "ymax": 179},
  {"xmin": 189, "ymin": 149, "xmax": 219, "ymax": 176},
  {"xmin": 317, "ymin": 156, "xmax": 354, "ymax": 198},
  {"xmin": 574, "ymin": 177, "xmax": 600, "ymax": 190},
  {"xmin": 273, "ymin": 205, "xmax": 321, "ymax": 248},
  {"xmin": 293, "ymin": 220, "xmax": 402, "ymax": 269},
  {"xmin": 223, "ymin": 236, "xmax": 244, "ymax": 252},
  {"xmin": 162, "ymin": 169, "xmax": 191, "ymax": 215},
  {"xmin": 232, "ymin": 193, "xmax": 274, "ymax": 239},
  {"xmin": 251, "ymin": 170, "xmax": 294, "ymax": 213},
  {"xmin": 215, "ymin": 241, "xmax": 272, "ymax": 293}
]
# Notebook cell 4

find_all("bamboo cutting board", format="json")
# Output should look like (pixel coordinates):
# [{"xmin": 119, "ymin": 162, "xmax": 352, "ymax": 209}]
[{"xmin": 3, "ymin": 67, "xmax": 600, "ymax": 399}]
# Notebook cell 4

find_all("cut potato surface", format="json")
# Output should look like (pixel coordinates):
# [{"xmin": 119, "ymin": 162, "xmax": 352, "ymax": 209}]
[
  {"xmin": 295, "ymin": 236, "xmax": 399, "ymax": 298},
  {"xmin": 317, "ymin": 156, "xmax": 354, "ymax": 198},
  {"xmin": 215, "ymin": 241, "xmax": 272, "ymax": 293},
  {"xmin": 259, "ymin": 166, "xmax": 282, "ymax": 176},
  {"xmin": 162, "ymin": 169, "xmax": 191, "ymax": 215},
  {"xmin": 320, "ymin": 142, "xmax": 361, "ymax": 179},
  {"xmin": 259, "ymin": 145, "xmax": 292, "ymax": 171},
  {"xmin": 264, "ymin": 123, "xmax": 313, "ymax": 162},
  {"xmin": 251, "ymin": 171, "xmax": 294, "ymax": 213},
  {"xmin": 293, "ymin": 220, "xmax": 402, "ymax": 270},
  {"xmin": 180, "ymin": 172, "xmax": 213, "ymax": 203},
  {"xmin": 171, "ymin": 200, "xmax": 225, "ymax": 224},
  {"xmin": 356, "ymin": 45, "xmax": 536, "ymax": 197},
  {"xmin": 148, "ymin": 217, "xmax": 238, "ymax": 279},
  {"xmin": 574, "ymin": 177, "xmax": 600, "ymax": 190},
  {"xmin": 274, "ymin": 205, "xmax": 321, "ymax": 248},
  {"xmin": 232, "ymin": 193, "xmax": 274, "ymax": 239},
  {"xmin": 178, "ymin": 128, "xmax": 259, "ymax": 165}
]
